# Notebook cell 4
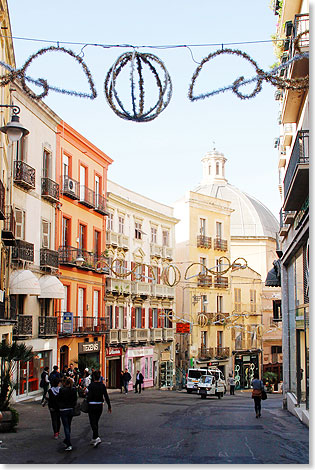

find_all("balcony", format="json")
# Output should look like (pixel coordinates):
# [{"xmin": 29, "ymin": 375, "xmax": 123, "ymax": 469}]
[
  {"xmin": 163, "ymin": 328, "xmax": 174, "ymax": 341},
  {"xmin": 2, "ymin": 206, "xmax": 15, "ymax": 246},
  {"xmin": 12, "ymin": 240, "xmax": 34, "ymax": 263},
  {"xmin": 197, "ymin": 274, "xmax": 212, "ymax": 287},
  {"xmin": 198, "ymin": 347, "xmax": 214, "ymax": 360},
  {"xmin": 14, "ymin": 315, "xmax": 33, "ymax": 337},
  {"xmin": 214, "ymin": 275, "xmax": 229, "ymax": 289},
  {"xmin": 215, "ymin": 312, "xmax": 230, "ymax": 323},
  {"xmin": 41, "ymin": 177, "xmax": 59, "ymax": 203},
  {"xmin": 106, "ymin": 231, "xmax": 129, "ymax": 251},
  {"xmin": 150, "ymin": 328, "xmax": 163, "ymax": 342},
  {"xmin": 94, "ymin": 193, "xmax": 108, "ymax": 216},
  {"xmin": 131, "ymin": 281, "xmax": 151, "ymax": 298},
  {"xmin": 130, "ymin": 328, "xmax": 150, "ymax": 343},
  {"xmin": 40, "ymin": 248, "xmax": 59, "ymax": 269},
  {"xmin": 215, "ymin": 347, "xmax": 230, "ymax": 359},
  {"xmin": 79, "ymin": 185, "xmax": 95, "ymax": 208},
  {"xmin": 0, "ymin": 179, "xmax": 5, "ymax": 220},
  {"xmin": 119, "ymin": 329, "xmax": 129, "ymax": 343},
  {"xmin": 61, "ymin": 175, "xmax": 80, "ymax": 200},
  {"xmin": 197, "ymin": 235, "xmax": 211, "ymax": 249},
  {"xmin": 106, "ymin": 278, "xmax": 131, "ymax": 296},
  {"xmin": 14, "ymin": 161, "xmax": 35, "ymax": 190},
  {"xmin": 150, "ymin": 243, "xmax": 163, "ymax": 258},
  {"xmin": 58, "ymin": 315, "xmax": 107, "ymax": 335},
  {"xmin": 38, "ymin": 316, "xmax": 58, "ymax": 337},
  {"xmin": 106, "ymin": 329, "xmax": 119, "ymax": 344},
  {"xmin": 283, "ymin": 130, "xmax": 309, "ymax": 211},
  {"xmin": 213, "ymin": 237, "xmax": 228, "ymax": 251},
  {"xmin": 58, "ymin": 246, "xmax": 99, "ymax": 271},
  {"xmin": 162, "ymin": 246, "xmax": 173, "ymax": 260}
]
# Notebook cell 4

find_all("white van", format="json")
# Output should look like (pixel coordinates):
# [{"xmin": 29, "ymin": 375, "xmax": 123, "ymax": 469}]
[
  {"xmin": 207, "ymin": 368, "xmax": 226, "ymax": 397},
  {"xmin": 186, "ymin": 368, "xmax": 208, "ymax": 393}
]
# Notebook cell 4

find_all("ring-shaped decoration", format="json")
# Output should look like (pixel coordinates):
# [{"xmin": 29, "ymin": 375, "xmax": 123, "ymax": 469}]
[
  {"xmin": 231, "ymin": 257, "xmax": 248, "ymax": 270},
  {"xmin": 162, "ymin": 264, "xmax": 181, "ymax": 287},
  {"xmin": 208, "ymin": 256, "xmax": 231, "ymax": 275},
  {"xmin": 104, "ymin": 51, "xmax": 172, "ymax": 122},
  {"xmin": 198, "ymin": 313, "xmax": 208, "ymax": 327},
  {"xmin": 184, "ymin": 262, "xmax": 212, "ymax": 280},
  {"xmin": 18, "ymin": 46, "xmax": 97, "ymax": 101}
]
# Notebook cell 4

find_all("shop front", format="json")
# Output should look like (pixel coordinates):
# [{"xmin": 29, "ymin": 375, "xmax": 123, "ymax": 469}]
[
  {"xmin": 125, "ymin": 346, "xmax": 154, "ymax": 391},
  {"xmin": 106, "ymin": 346, "xmax": 122, "ymax": 389},
  {"xmin": 78, "ymin": 340, "xmax": 101, "ymax": 372},
  {"xmin": 58, "ymin": 336, "xmax": 105, "ymax": 376},
  {"xmin": 234, "ymin": 351, "xmax": 260, "ymax": 389}
]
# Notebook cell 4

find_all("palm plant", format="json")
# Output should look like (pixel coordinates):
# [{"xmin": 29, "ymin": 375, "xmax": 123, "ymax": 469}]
[{"xmin": 0, "ymin": 342, "xmax": 34, "ymax": 411}]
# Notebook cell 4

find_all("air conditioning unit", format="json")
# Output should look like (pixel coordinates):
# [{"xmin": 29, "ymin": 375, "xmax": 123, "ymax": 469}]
[{"xmin": 64, "ymin": 178, "xmax": 76, "ymax": 193}]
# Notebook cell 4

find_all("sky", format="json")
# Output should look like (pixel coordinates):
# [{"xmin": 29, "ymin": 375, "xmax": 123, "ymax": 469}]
[{"xmin": 7, "ymin": 0, "xmax": 281, "ymax": 218}]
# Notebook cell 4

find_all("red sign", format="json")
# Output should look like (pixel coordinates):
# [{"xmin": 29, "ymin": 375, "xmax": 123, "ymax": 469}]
[
  {"xmin": 176, "ymin": 322, "xmax": 191, "ymax": 334},
  {"xmin": 106, "ymin": 347, "xmax": 122, "ymax": 357}
]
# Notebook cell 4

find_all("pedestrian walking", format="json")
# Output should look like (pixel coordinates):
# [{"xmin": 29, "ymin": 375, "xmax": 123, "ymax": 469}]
[
  {"xmin": 134, "ymin": 370, "xmax": 144, "ymax": 394},
  {"xmin": 49, "ymin": 365, "xmax": 61, "ymax": 386},
  {"xmin": 123, "ymin": 368, "xmax": 131, "ymax": 394},
  {"xmin": 40, "ymin": 366, "xmax": 50, "ymax": 405},
  {"xmin": 57, "ymin": 377, "xmax": 77, "ymax": 451},
  {"xmin": 251, "ymin": 372, "xmax": 264, "ymax": 418},
  {"xmin": 86, "ymin": 370, "xmax": 112, "ymax": 447},
  {"xmin": 119, "ymin": 370, "xmax": 124, "ymax": 393},
  {"xmin": 228, "ymin": 374, "xmax": 235, "ymax": 395},
  {"xmin": 47, "ymin": 378, "xmax": 61, "ymax": 439}
]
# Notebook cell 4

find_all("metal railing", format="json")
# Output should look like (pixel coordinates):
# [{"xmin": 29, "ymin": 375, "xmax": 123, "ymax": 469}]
[
  {"xmin": 283, "ymin": 130, "xmax": 309, "ymax": 200},
  {"xmin": 215, "ymin": 347, "xmax": 230, "ymax": 359},
  {"xmin": 58, "ymin": 246, "xmax": 100, "ymax": 270},
  {"xmin": 58, "ymin": 315, "xmax": 107, "ymax": 335},
  {"xmin": 14, "ymin": 161, "xmax": 35, "ymax": 189},
  {"xmin": 214, "ymin": 275, "xmax": 229, "ymax": 288},
  {"xmin": 94, "ymin": 193, "xmax": 108, "ymax": 215},
  {"xmin": 214, "ymin": 237, "xmax": 228, "ymax": 251},
  {"xmin": 197, "ymin": 274, "xmax": 212, "ymax": 287},
  {"xmin": 2, "ymin": 206, "xmax": 16, "ymax": 239},
  {"xmin": 79, "ymin": 185, "xmax": 95, "ymax": 208},
  {"xmin": 12, "ymin": 240, "xmax": 34, "ymax": 262},
  {"xmin": 41, "ymin": 177, "xmax": 60, "ymax": 202},
  {"xmin": 40, "ymin": 248, "xmax": 59, "ymax": 269},
  {"xmin": 198, "ymin": 347, "xmax": 214, "ymax": 360},
  {"xmin": 197, "ymin": 235, "xmax": 212, "ymax": 249},
  {"xmin": 38, "ymin": 316, "xmax": 58, "ymax": 336},
  {"xmin": 14, "ymin": 315, "xmax": 33, "ymax": 337},
  {"xmin": 61, "ymin": 175, "xmax": 80, "ymax": 199}
]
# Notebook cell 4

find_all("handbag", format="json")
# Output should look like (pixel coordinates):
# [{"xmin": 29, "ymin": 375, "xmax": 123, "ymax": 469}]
[
  {"xmin": 80, "ymin": 398, "xmax": 89, "ymax": 413},
  {"xmin": 73, "ymin": 402, "xmax": 81, "ymax": 416},
  {"xmin": 261, "ymin": 389, "xmax": 267, "ymax": 400},
  {"xmin": 252, "ymin": 389, "xmax": 262, "ymax": 398}
]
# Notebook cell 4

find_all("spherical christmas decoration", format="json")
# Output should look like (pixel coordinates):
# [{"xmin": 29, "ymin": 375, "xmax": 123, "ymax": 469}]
[{"xmin": 104, "ymin": 51, "xmax": 172, "ymax": 122}]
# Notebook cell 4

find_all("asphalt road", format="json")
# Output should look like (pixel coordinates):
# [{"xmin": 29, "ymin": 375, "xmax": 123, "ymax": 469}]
[{"xmin": 0, "ymin": 389, "xmax": 309, "ymax": 464}]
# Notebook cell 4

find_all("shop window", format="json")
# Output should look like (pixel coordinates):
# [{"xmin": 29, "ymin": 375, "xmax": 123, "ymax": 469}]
[
  {"xmin": 145, "ymin": 358, "xmax": 148, "ymax": 378},
  {"xmin": 149, "ymin": 357, "xmax": 153, "ymax": 378}
]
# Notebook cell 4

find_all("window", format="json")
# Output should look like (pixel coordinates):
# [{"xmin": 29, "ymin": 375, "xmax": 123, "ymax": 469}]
[
  {"xmin": 152, "ymin": 308, "xmax": 158, "ymax": 328},
  {"xmin": 271, "ymin": 346, "xmax": 282, "ymax": 354},
  {"xmin": 78, "ymin": 287, "xmax": 85, "ymax": 327},
  {"xmin": 200, "ymin": 257, "xmax": 207, "ymax": 274},
  {"xmin": 40, "ymin": 298, "xmax": 51, "ymax": 316},
  {"xmin": 273, "ymin": 300, "xmax": 282, "ymax": 321},
  {"xmin": 62, "ymin": 154, "xmax": 69, "ymax": 177},
  {"xmin": 201, "ymin": 295, "xmax": 207, "ymax": 312},
  {"xmin": 62, "ymin": 217, "xmax": 70, "ymax": 246},
  {"xmin": 95, "ymin": 175, "xmax": 100, "ymax": 207},
  {"xmin": 250, "ymin": 290, "xmax": 256, "ymax": 313},
  {"xmin": 234, "ymin": 288, "xmax": 241, "ymax": 312},
  {"xmin": 135, "ymin": 222, "xmax": 142, "ymax": 240},
  {"xmin": 94, "ymin": 230, "xmax": 101, "ymax": 259},
  {"xmin": 215, "ymin": 258, "xmax": 223, "ymax": 273},
  {"xmin": 79, "ymin": 224, "xmax": 86, "ymax": 250},
  {"xmin": 217, "ymin": 295, "xmax": 223, "ymax": 313},
  {"xmin": 217, "ymin": 330, "xmax": 223, "ymax": 348},
  {"xmin": 149, "ymin": 357, "xmax": 153, "ymax": 378},
  {"xmin": 60, "ymin": 285, "xmax": 69, "ymax": 313},
  {"xmin": 93, "ymin": 291, "xmax": 99, "ymax": 327},
  {"xmin": 151, "ymin": 226, "xmax": 157, "ymax": 243},
  {"xmin": 134, "ymin": 264, "xmax": 142, "ymax": 281},
  {"xmin": 80, "ymin": 165, "xmax": 86, "ymax": 200},
  {"xmin": 106, "ymin": 305, "xmax": 113, "ymax": 329},
  {"xmin": 135, "ymin": 307, "xmax": 142, "ymax": 328},
  {"xmin": 41, "ymin": 219, "xmax": 50, "ymax": 249},
  {"xmin": 235, "ymin": 331, "xmax": 242, "ymax": 349},
  {"xmin": 208, "ymin": 165, "xmax": 211, "ymax": 175},
  {"xmin": 15, "ymin": 207, "xmax": 25, "ymax": 240},
  {"xmin": 16, "ymin": 135, "xmax": 27, "ymax": 162},
  {"xmin": 200, "ymin": 218, "xmax": 206, "ymax": 236},
  {"xmin": 107, "ymin": 213, "xmax": 113, "ymax": 231},
  {"xmin": 43, "ymin": 149, "xmax": 51, "ymax": 178},
  {"xmin": 216, "ymin": 162, "xmax": 220, "ymax": 175},
  {"xmin": 216, "ymin": 221, "xmax": 222, "ymax": 238},
  {"xmin": 201, "ymin": 331, "xmax": 207, "ymax": 348},
  {"xmin": 162, "ymin": 230, "xmax": 169, "ymax": 247},
  {"xmin": 118, "ymin": 216, "xmax": 124, "ymax": 234}
]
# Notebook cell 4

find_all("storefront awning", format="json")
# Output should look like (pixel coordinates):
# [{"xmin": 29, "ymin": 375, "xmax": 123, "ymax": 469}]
[
  {"xmin": 9, "ymin": 269, "xmax": 41, "ymax": 295},
  {"xmin": 38, "ymin": 275, "xmax": 65, "ymax": 299},
  {"xmin": 265, "ymin": 259, "xmax": 281, "ymax": 287}
]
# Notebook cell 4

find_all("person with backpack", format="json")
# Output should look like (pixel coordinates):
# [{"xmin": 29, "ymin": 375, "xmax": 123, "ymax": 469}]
[
  {"xmin": 49, "ymin": 365, "xmax": 61, "ymax": 386},
  {"xmin": 40, "ymin": 366, "xmax": 50, "ymax": 405},
  {"xmin": 251, "ymin": 372, "xmax": 264, "ymax": 418},
  {"xmin": 47, "ymin": 377, "xmax": 61, "ymax": 439},
  {"xmin": 86, "ymin": 370, "xmax": 111, "ymax": 447}
]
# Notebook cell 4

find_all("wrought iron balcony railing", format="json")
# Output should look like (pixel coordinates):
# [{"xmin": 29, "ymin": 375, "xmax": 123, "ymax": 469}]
[
  {"xmin": 94, "ymin": 193, "xmax": 108, "ymax": 215},
  {"xmin": 215, "ymin": 347, "xmax": 230, "ymax": 359},
  {"xmin": 58, "ymin": 246, "xmax": 100, "ymax": 271},
  {"xmin": 198, "ymin": 347, "xmax": 214, "ymax": 360},
  {"xmin": 214, "ymin": 237, "xmax": 228, "ymax": 251},
  {"xmin": 214, "ymin": 275, "xmax": 229, "ymax": 288},
  {"xmin": 79, "ymin": 185, "xmax": 95, "ymax": 208},
  {"xmin": 197, "ymin": 274, "xmax": 212, "ymax": 287},
  {"xmin": 14, "ymin": 315, "xmax": 33, "ymax": 337},
  {"xmin": 2, "ymin": 206, "xmax": 15, "ymax": 243},
  {"xmin": 197, "ymin": 235, "xmax": 212, "ymax": 249},
  {"xmin": 58, "ymin": 315, "xmax": 107, "ymax": 335},
  {"xmin": 12, "ymin": 240, "xmax": 34, "ymax": 262},
  {"xmin": 38, "ymin": 316, "xmax": 58, "ymax": 337},
  {"xmin": 40, "ymin": 248, "xmax": 59, "ymax": 269},
  {"xmin": 14, "ymin": 160, "xmax": 35, "ymax": 190},
  {"xmin": 61, "ymin": 175, "xmax": 80, "ymax": 200},
  {"xmin": 0, "ymin": 179, "xmax": 5, "ymax": 220},
  {"xmin": 41, "ymin": 177, "xmax": 60, "ymax": 203}
]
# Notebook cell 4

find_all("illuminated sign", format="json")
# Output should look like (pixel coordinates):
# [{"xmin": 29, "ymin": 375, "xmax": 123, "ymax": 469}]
[{"xmin": 176, "ymin": 322, "xmax": 191, "ymax": 334}]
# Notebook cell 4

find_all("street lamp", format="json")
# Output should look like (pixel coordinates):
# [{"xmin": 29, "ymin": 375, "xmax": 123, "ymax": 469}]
[{"xmin": 0, "ymin": 105, "xmax": 29, "ymax": 142}]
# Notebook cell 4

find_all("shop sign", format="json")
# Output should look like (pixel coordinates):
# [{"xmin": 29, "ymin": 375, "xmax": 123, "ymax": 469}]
[
  {"xmin": 176, "ymin": 322, "xmax": 191, "ymax": 334},
  {"xmin": 63, "ymin": 312, "xmax": 73, "ymax": 334},
  {"xmin": 78, "ymin": 341, "xmax": 100, "ymax": 354},
  {"xmin": 242, "ymin": 355, "xmax": 251, "ymax": 362},
  {"xmin": 127, "ymin": 347, "xmax": 153, "ymax": 358},
  {"xmin": 106, "ymin": 347, "xmax": 122, "ymax": 357}
]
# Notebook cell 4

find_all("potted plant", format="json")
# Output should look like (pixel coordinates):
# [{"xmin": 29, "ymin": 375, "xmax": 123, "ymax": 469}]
[
  {"xmin": 0, "ymin": 341, "xmax": 33, "ymax": 432},
  {"xmin": 263, "ymin": 371, "xmax": 278, "ymax": 393}
]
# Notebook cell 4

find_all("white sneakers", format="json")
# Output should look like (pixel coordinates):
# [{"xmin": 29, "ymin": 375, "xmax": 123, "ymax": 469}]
[
  {"xmin": 65, "ymin": 446, "xmax": 72, "ymax": 451},
  {"xmin": 93, "ymin": 437, "xmax": 101, "ymax": 447}
]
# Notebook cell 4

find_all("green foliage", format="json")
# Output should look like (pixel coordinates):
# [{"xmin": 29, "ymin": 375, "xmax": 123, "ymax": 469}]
[
  {"xmin": 8, "ymin": 407, "xmax": 19, "ymax": 429},
  {"xmin": 0, "ymin": 342, "xmax": 34, "ymax": 411},
  {"xmin": 263, "ymin": 371, "xmax": 278, "ymax": 383},
  {"xmin": 77, "ymin": 356, "xmax": 100, "ymax": 374}
]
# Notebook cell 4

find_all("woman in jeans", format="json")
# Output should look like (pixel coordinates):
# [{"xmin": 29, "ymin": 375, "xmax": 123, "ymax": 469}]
[
  {"xmin": 57, "ymin": 377, "xmax": 77, "ymax": 451},
  {"xmin": 47, "ymin": 378, "xmax": 61, "ymax": 439},
  {"xmin": 251, "ymin": 372, "xmax": 264, "ymax": 418},
  {"xmin": 86, "ymin": 371, "xmax": 111, "ymax": 447}
]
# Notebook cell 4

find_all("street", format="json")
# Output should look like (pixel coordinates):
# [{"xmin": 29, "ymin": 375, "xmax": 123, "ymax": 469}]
[{"xmin": 0, "ymin": 389, "xmax": 309, "ymax": 464}]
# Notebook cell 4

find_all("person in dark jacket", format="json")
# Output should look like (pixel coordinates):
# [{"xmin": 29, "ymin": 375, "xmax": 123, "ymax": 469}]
[
  {"xmin": 40, "ymin": 367, "xmax": 50, "ymax": 405},
  {"xmin": 86, "ymin": 370, "xmax": 112, "ymax": 447},
  {"xmin": 49, "ymin": 366, "xmax": 61, "ymax": 386},
  {"xmin": 123, "ymin": 368, "xmax": 131, "ymax": 394},
  {"xmin": 134, "ymin": 370, "xmax": 144, "ymax": 394},
  {"xmin": 57, "ymin": 377, "xmax": 77, "ymax": 451},
  {"xmin": 251, "ymin": 372, "xmax": 264, "ymax": 418},
  {"xmin": 47, "ymin": 378, "xmax": 61, "ymax": 439}
]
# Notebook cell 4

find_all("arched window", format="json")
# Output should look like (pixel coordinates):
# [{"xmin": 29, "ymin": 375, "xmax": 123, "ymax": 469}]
[
  {"xmin": 208, "ymin": 165, "xmax": 211, "ymax": 175},
  {"xmin": 216, "ymin": 162, "xmax": 220, "ymax": 175},
  {"xmin": 60, "ymin": 345, "xmax": 69, "ymax": 372}
]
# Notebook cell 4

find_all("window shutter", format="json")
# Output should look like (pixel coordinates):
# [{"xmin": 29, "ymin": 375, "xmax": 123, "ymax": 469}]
[
  {"xmin": 115, "ymin": 306, "xmax": 119, "ymax": 329},
  {"xmin": 149, "ymin": 308, "xmax": 153, "ymax": 328},
  {"xmin": 157, "ymin": 309, "xmax": 162, "ymax": 328},
  {"xmin": 148, "ymin": 266, "xmax": 153, "ymax": 284},
  {"xmin": 131, "ymin": 307, "xmax": 135, "ymax": 328},
  {"xmin": 141, "ymin": 308, "xmax": 145, "ymax": 328},
  {"xmin": 15, "ymin": 208, "xmax": 24, "ymax": 240},
  {"xmin": 42, "ymin": 220, "xmax": 50, "ymax": 248},
  {"xmin": 123, "ymin": 307, "xmax": 127, "ymax": 329}
]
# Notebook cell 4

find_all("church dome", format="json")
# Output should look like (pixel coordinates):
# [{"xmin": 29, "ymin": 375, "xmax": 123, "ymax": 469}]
[{"xmin": 194, "ymin": 148, "xmax": 279, "ymax": 238}]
